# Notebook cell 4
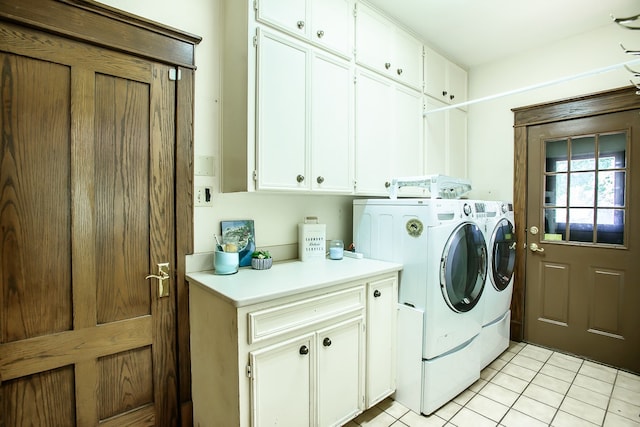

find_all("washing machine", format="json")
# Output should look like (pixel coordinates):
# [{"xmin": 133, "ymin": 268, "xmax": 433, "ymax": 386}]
[
  {"xmin": 353, "ymin": 198, "xmax": 487, "ymax": 414},
  {"xmin": 478, "ymin": 201, "xmax": 516, "ymax": 368}
]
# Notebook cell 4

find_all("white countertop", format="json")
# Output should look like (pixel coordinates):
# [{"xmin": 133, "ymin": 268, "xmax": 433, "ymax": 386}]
[{"xmin": 186, "ymin": 257, "xmax": 402, "ymax": 307}]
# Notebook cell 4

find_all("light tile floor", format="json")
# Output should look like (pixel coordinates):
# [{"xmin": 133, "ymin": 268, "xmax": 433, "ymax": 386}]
[{"xmin": 345, "ymin": 341, "xmax": 640, "ymax": 427}]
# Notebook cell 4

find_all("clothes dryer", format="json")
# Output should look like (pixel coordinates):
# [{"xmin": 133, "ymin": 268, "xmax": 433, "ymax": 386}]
[
  {"xmin": 353, "ymin": 199, "xmax": 487, "ymax": 414},
  {"xmin": 478, "ymin": 201, "xmax": 516, "ymax": 368}
]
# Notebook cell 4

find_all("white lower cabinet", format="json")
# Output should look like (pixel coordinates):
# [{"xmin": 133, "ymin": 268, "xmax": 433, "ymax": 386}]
[
  {"xmin": 190, "ymin": 271, "xmax": 399, "ymax": 427},
  {"xmin": 366, "ymin": 276, "xmax": 398, "ymax": 407},
  {"xmin": 249, "ymin": 317, "xmax": 364, "ymax": 427}
]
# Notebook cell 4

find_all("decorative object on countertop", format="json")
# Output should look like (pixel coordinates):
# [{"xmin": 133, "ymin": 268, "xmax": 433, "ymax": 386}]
[
  {"xmin": 251, "ymin": 250, "xmax": 273, "ymax": 270},
  {"xmin": 329, "ymin": 240, "xmax": 344, "ymax": 260},
  {"xmin": 221, "ymin": 219, "xmax": 255, "ymax": 267},
  {"xmin": 298, "ymin": 216, "xmax": 326, "ymax": 261},
  {"xmin": 214, "ymin": 250, "xmax": 239, "ymax": 275}
]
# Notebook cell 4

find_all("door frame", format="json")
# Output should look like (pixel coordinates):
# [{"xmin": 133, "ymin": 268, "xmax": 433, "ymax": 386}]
[
  {"xmin": 0, "ymin": 1, "xmax": 200, "ymax": 425},
  {"xmin": 511, "ymin": 85, "xmax": 640, "ymax": 341}
]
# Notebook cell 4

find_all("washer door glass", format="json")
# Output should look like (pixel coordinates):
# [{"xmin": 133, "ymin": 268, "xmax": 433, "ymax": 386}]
[
  {"xmin": 491, "ymin": 218, "xmax": 516, "ymax": 291},
  {"xmin": 440, "ymin": 222, "xmax": 487, "ymax": 312}
]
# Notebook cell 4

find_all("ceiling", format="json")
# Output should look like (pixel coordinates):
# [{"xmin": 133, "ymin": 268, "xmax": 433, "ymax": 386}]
[{"xmin": 365, "ymin": 0, "xmax": 640, "ymax": 69}]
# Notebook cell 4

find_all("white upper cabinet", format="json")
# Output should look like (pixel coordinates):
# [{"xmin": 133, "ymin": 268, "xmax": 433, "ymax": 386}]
[
  {"xmin": 256, "ymin": 29, "xmax": 353, "ymax": 193},
  {"xmin": 256, "ymin": 0, "xmax": 354, "ymax": 58},
  {"xmin": 355, "ymin": 2, "xmax": 423, "ymax": 90},
  {"xmin": 424, "ymin": 45, "xmax": 467, "ymax": 106}
]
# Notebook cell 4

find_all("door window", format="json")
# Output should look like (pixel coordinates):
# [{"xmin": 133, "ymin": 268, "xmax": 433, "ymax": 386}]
[
  {"xmin": 543, "ymin": 131, "xmax": 627, "ymax": 246},
  {"xmin": 491, "ymin": 219, "xmax": 516, "ymax": 291},
  {"xmin": 440, "ymin": 223, "xmax": 487, "ymax": 312}
]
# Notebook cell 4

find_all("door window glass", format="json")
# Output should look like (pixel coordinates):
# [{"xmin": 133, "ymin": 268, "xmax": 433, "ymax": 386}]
[{"xmin": 543, "ymin": 132, "xmax": 627, "ymax": 245}]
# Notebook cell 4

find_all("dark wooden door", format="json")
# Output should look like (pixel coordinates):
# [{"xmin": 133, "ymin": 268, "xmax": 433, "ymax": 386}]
[
  {"xmin": 525, "ymin": 109, "xmax": 640, "ymax": 373},
  {"xmin": 1, "ymin": 21, "xmax": 178, "ymax": 425}
]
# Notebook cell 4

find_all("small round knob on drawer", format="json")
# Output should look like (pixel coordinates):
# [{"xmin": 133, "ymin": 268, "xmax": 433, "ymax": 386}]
[
  {"xmin": 397, "ymin": 68, "xmax": 403, "ymax": 75},
  {"xmin": 317, "ymin": 176, "xmax": 324, "ymax": 184},
  {"xmin": 299, "ymin": 345, "xmax": 309, "ymax": 355},
  {"xmin": 323, "ymin": 337, "xmax": 332, "ymax": 347},
  {"xmin": 384, "ymin": 181, "xmax": 391, "ymax": 188},
  {"xmin": 297, "ymin": 20, "xmax": 305, "ymax": 29},
  {"xmin": 317, "ymin": 30, "xmax": 324, "ymax": 38},
  {"xmin": 373, "ymin": 290, "xmax": 381, "ymax": 298},
  {"xmin": 296, "ymin": 174, "xmax": 305, "ymax": 183},
  {"xmin": 442, "ymin": 90, "xmax": 448, "ymax": 96},
  {"xmin": 384, "ymin": 62, "xmax": 391, "ymax": 70},
  {"xmin": 450, "ymin": 94, "xmax": 455, "ymax": 100}
]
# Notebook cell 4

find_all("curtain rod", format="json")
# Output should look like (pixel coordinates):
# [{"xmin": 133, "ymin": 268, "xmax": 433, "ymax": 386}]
[{"xmin": 423, "ymin": 58, "xmax": 640, "ymax": 115}]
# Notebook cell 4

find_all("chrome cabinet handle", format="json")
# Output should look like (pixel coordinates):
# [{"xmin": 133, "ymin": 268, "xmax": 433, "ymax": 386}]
[
  {"xmin": 384, "ymin": 62, "xmax": 391, "ymax": 70},
  {"xmin": 296, "ymin": 174, "xmax": 305, "ymax": 183},
  {"xmin": 397, "ymin": 68, "xmax": 403, "ymax": 75},
  {"xmin": 316, "ymin": 176, "xmax": 324, "ymax": 184},
  {"xmin": 146, "ymin": 262, "xmax": 170, "ymax": 297},
  {"xmin": 317, "ymin": 30, "xmax": 324, "ymax": 38},
  {"xmin": 297, "ymin": 20, "xmax": 305, "ymax": 29},
  {"xmin": 299, "ymin": 345, "xmax": 309, "ymax": 355},
  {"xmin": 373, "ymin": 290, "xmax": 381, "ymax": 298},
  {"xmin": 323, "ymin": 337, "xmax": 332, "ymax": 347}
]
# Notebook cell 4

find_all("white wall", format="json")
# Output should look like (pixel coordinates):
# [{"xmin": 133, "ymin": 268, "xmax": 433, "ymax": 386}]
[
  {"xmin": 98, "ymin": 0, "xmax": 639, "ymax": 254},
  {"xmin": 466, "ymin": 23, "xmax": 639, "ymax": 201}
]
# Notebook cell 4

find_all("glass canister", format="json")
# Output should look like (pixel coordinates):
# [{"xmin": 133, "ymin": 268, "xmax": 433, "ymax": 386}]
[{"xmin": 329, "ymin": 240, "xmax": 344, "ymax": 260}]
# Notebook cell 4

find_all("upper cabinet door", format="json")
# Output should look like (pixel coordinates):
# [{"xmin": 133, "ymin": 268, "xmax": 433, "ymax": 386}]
[
  {"xmin": 355, "ymin": 2, "xmax": 423, "ymax": 90},
  {"xmin": 310, "ymin": 0, "xmax": 353, "ymax": 57},
  {"xmin": 256, "ymin": 30, "xmax": 309, "ymax": 191},
  {"xmin": 355, "ymin": 3, "xmax": 393, "ymax": 73},
  {"xmin": 257, "ymin": 0, "xmax": 353, "ymax": 57},
  {"xmin": 256, "ymin": 0, "xmax": 309, "ymax": 39}
]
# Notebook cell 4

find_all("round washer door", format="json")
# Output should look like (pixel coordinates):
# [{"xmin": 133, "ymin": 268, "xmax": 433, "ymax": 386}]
[
  {"xmin": 490, "ymin": 218, "xmax": 516, "ymax": 291},
  {"xmin": 440, "ymin": 222, "xmax": 487, "ymax": 312}
]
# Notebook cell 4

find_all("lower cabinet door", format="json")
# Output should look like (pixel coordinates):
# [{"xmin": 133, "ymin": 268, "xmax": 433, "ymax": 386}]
[
  {"xmin": 250, "ymin": 333, "xmax": 315, "ymax": 426},
  {"xmin": 316, "ymin": 317, "xmax": 365, "ymax": 426},
  {"xmin": 366, "ymin": 276, "xmax": 398, "ymax": 407}
]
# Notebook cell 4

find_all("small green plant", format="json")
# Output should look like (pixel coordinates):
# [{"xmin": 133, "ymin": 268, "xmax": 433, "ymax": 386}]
[{"xmin": 251, "ymin": 250, "xmax": 271, "ymax": 259}]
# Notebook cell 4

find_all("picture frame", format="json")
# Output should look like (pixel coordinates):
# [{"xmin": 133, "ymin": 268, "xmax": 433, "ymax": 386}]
[{"xmin": 221, "ymin": 219, "xmax": 255, "ymax": 267}]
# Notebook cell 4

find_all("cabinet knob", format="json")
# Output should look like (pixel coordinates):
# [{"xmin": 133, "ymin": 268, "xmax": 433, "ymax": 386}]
[
  {"xmin": 316, "ymin": 30, "xmax": 324, "ymax": 38},
  {"xmin": 297, "ymin": 20, "xmax": 305, "ymax": 29},
  {"xmin": 296, "ymin": 174, "xmax": 305, "ymax": 183},
  {"xmin": 299, "ymin": 345, "xmax": 309, "ymax": 355},
  {"xmin": 384, "ymin": 62, "xmax": 391, "ymax": 70},
  {"xmin": 384, "ymin": 181, "xmax": 391, "ymax": 188},
  {"xmin": 323, "ymin": 337, "xmax": 332, "ymax": 347},
  {"xmin": 396, "ymin": 68, "xmax": 403, "ymax": 75},
  {"xmin": 373, "ymin": 289, "xmax": 381, "ymax": 298},
  {"xmin": 450, "ymin": 94, "xmax": 455, "ymax": 100},
  {"xmin": 316, "ymin": 176, "xmax": 324, "ymax": 184},
  {"xmin": 442, "ymin": 90, "xmax": 448, "ymax": 96}
]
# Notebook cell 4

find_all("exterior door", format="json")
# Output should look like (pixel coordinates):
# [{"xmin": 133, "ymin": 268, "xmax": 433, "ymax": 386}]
[
  {"xmin": 0, "ymin": 23, "xmax": 178, "ymax": 425},
  {"xmin": 525, "ymin": 109, "xmax": 640, "ymax": 373}
]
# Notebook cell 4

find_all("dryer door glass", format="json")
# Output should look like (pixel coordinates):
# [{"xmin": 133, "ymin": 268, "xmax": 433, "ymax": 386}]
[
  {"xmin": 440, "ymin": 222, "xmax": 487, "ymax": 312},
  {"xmin": 491, "ymin": 218, "xmax": 516, "ymax": 291}
]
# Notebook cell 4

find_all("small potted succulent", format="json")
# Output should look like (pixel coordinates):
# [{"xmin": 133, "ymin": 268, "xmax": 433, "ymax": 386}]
[{"xmin": 251, "ymin": 250, "xmax": 273, "ymax": 270}]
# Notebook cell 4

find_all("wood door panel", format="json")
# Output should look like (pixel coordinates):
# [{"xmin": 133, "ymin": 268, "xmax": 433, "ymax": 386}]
[
  {"xmin": 98, "ymin": 347, "xmax": 154, "ymax": 420},
  {"xmin": 0, "ymin": 52, "xmax": 73, "ymax": 343},
  {"xmin": 94, "ymin": 73, "xmax": 152, "ymax": 324},
  {"xmin": 539, "ymin": 262, "xmax": 569, "ymax": 325},
  {"xmin": 2, "ymin": 366, "xmax": 76, "ymax": 426}
]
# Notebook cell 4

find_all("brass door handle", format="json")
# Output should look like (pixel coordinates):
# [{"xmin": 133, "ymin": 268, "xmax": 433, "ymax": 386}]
[
  {"xmin": 146, "ymin": 262, "xmax": 170, "ymax": 297},
  {"xmin": 529, "ymin": 243, "xmax": 545, "ymax": 253}
]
